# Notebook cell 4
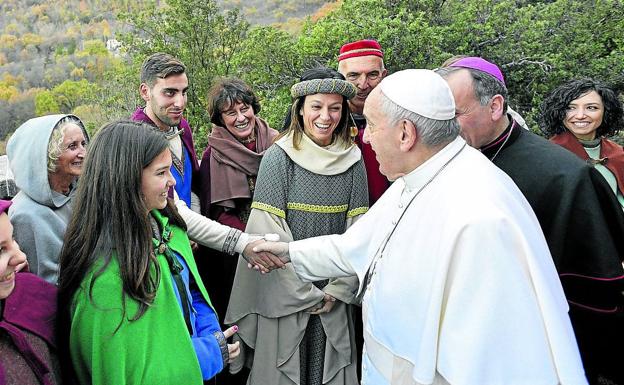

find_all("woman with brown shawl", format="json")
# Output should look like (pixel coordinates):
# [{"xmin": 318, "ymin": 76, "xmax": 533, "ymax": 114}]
[{"xmin": 197, "ymin": 78, "xmax": 278, "ymax": 385}]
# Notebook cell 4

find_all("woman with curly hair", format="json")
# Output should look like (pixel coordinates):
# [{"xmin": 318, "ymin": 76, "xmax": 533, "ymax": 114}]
[
  {"xmin": 540, "ymin": 79, "xmax": 624, "ymax": 210},
  {"xmin": 197, "ymin": 77, "xmax": 278, "ymax": 385}
]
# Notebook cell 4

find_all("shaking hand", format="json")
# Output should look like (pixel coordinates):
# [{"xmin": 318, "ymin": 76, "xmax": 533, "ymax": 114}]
[{"xmin": 241, "ymin": 235, "xmax": 289, "ymax": 274}]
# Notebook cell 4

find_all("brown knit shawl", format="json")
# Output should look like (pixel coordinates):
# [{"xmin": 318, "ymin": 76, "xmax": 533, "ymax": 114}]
[{"xmin": 209, "ymin": 117, "xmax": 278, "ymax": 208}]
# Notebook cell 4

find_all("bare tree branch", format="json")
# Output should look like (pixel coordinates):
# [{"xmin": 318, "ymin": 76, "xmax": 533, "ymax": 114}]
[{"xmin": 501, "ymin": 58, "xmax": 552, "ymax": 73}]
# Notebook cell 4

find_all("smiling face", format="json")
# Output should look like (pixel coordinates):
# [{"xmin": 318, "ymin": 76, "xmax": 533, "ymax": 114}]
[
  {"xmin": 300, "ymin": 93, "xmax": 344, "ymax": 147},
  {"xmin": 220, "ymin": 101, "xmax": 257, "ymax": 140},
  {"xmin": 54, "ymin": 123, "xmax": 87, "ymax": 179},
  {"xmin": 563, "ymin": 90, "xmax": 604, "ymax": 140},
  {"xmin": 141, "ymin": 149, "xmax": 175, "ymax": 212},
  {"xmin": 0, "ymin": 213, "xmax": 26, "ymax": 299},
  {"xmin": 141, "ymin": 73, "xmax": 189, "ymax": 131},
  {"xmin": 338, "ymin": 55, "xmax": 387, "ymax": 115}
]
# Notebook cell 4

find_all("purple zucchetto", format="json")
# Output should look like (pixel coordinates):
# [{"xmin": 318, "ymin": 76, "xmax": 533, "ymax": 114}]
[
  {"xmin": 450, "ymin": 57, "xmax": 505, "ymax": 85},
  {"xmin": 0, "ymin": 199, "xmax": 11, "ymax": 215}
]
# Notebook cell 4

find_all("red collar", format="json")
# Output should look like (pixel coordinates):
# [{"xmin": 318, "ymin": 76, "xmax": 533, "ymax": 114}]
[{"xmin": 551, "ymin": 131, "xmax": 624, "ymax": 194}]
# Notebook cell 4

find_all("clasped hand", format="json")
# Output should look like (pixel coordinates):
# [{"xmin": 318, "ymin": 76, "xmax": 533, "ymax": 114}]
[
  {"xmin": 241, "ymin": 239, "xmax": 290, "ymax": 274},
  {"xmin": 305, "ymin": 294, "xmax": 337, "ymax": 314},
  {"xmin": 222, "ymin": 325, "xmax": 240, "ymax": 363}
]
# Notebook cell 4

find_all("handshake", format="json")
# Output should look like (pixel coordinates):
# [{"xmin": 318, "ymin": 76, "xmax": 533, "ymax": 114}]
[{"xmin": 241, "ymin": 234, "xmax": 291, "ymax": 273}]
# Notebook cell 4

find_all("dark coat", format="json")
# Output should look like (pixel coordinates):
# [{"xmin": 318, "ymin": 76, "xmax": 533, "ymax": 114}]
[{"xmin": 482, "ymin": 122, "xmax": 624, "ymax": 384}]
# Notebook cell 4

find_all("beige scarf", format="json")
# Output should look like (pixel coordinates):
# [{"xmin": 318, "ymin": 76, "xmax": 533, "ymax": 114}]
[{"xmin": 275, "ymin": 131, "xmax": 361, "ymax": 175}]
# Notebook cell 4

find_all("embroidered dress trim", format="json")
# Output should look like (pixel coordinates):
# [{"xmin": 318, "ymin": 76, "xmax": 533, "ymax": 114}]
[
  {"xmin": 222, "ymin": 228, "xmax": 241, "ymax": 255},
  {"xmin": 347, "ymin": 206, "xmax": 368, "ymax": 218},
  {"xmin": 287, "ymin": 202, "xmax": 348, "ymax": 214},
  {"xmin": 251, "ymin": 202, "xmax": 286, "ymax": 218}
]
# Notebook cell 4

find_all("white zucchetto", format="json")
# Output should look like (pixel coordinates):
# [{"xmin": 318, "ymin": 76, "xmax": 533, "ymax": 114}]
[{"xmin": 379, "ymin": 69, "xmax": 456, "ymax": 120}]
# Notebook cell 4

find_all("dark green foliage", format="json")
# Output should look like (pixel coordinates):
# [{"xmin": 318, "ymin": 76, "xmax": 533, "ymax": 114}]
[
  {"xmin": 1, "ymin": 0, "xmax": 623, "ymax": 153},
  {"xmin": 286, "ymin": 0, "xmax": 624, "ymax": 131},
  {"xmin": 117, "ymin": 0, "xmax": 250, "ymax": 151}
]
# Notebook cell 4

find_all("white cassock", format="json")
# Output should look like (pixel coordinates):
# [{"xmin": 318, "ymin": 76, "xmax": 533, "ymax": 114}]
[{"xmin": 288, "ymin": 137, "xmax": 587, "ymax": 385}]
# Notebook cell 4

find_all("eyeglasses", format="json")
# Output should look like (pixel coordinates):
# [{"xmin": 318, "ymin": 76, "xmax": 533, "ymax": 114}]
[{"xmin": 346, "ymin": 72, "xmax": 381, "ymax": 82}]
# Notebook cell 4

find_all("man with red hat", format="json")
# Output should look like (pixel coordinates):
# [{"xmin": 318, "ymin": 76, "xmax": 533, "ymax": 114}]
[{"xmin": 338, "ymin": 39, "xmax": 389, "ymax": 205}]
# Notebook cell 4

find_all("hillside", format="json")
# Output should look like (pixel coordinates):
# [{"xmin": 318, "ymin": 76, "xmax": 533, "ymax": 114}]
[
  {"xmin": 0, "ymin": 0, "xmax": 137, "ymax": 141},
  {"xmin": 218, "ymin": 0, "xmax": 329, "ymax": 25},
  {"xmin": 0, "ymin": 0, "xmax": 329, "ymax": 148}
]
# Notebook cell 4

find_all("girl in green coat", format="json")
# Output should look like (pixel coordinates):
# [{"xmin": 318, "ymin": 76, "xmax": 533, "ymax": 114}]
[{"xmin": 57, "ymin": 121, "xmax": 240, "ymax": 385}]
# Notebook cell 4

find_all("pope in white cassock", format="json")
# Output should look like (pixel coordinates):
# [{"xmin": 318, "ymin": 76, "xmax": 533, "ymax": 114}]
[{"xmin": 250, "ymin": 69, "xmax": 587, "ymax": 385}]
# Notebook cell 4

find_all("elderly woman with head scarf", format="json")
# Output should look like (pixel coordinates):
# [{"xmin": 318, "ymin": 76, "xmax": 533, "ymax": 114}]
[
  {"xmin": 6, "ymin": 115, "xmax": 88, "ymax": 284},
  {"xmin": 225, "ymin": 67, "xmax": 368, "ymax": 385},
  {"xmin": 540, "ymin": 78, "xmax": 624, "ymax": 211},
  {"xmin": 0, "ymin": 199, "xmax": 60, "ymax": 385}
]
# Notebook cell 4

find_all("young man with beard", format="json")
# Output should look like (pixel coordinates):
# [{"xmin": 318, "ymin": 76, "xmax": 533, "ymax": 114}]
[{"xmin": 132, "ymin": 53, "xmax": 200, "ymax": 209}]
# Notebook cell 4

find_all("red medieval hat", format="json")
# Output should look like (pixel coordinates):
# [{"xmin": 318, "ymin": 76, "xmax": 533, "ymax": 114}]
[{"xmin": 338, "ymin": 39, "xmax": 384, "ymax": 62}]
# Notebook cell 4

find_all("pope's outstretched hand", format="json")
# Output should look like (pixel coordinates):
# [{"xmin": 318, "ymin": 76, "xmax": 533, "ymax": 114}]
[
  {"xmin": 247, "ymin": 239, "xmax": 291, "ymax": 273},
  {"xmin": 241, "ymin": 234, "xmax": 289, "ymax": 273}
]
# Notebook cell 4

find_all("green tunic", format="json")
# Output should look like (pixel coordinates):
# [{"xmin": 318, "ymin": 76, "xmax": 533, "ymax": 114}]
[{"xmin": 69, "ymin": 210, "xmax": 214, "ymax": 385}]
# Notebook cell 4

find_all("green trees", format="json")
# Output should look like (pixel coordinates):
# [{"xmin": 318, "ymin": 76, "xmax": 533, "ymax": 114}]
[
  {"xmin": 1, "ymin": 0, "xmax": 622, "ymax": 152},
  {"xmin": 111, "ymin": 0, "xmax": 623, "ymax": 149},
  {"xmin": 230, "ymin": 26, "xmax": 303, "ymax": 129},
  {"xmin": 118, "ymin": 0, "xmax": 250, "ymax": 150},
  {"xmin": 292, "ymin": 0, "xmax": 624, "ymax": 129},
  {"xmin": 52, "ymin": 79, "xmax": 97, "ymax": 112},
  {"xmin": 34, "ymin": 90, "xmax": 60, "ymax": 115}
]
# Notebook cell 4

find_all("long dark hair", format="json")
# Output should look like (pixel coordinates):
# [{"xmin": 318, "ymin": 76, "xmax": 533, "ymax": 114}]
[
  {"xmin": 57, "ymin": 120, "xmax": 185, "ymax": 381},
  {"xmin": 278, "ymin": 67, "xmax": 352, "ymax": 149},
  {"xmin": 540, "ymin": 78, "xmax": 623, "ymax": 138}
]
